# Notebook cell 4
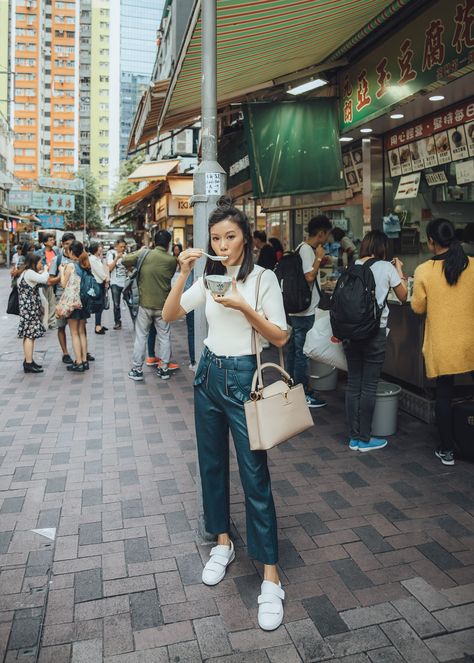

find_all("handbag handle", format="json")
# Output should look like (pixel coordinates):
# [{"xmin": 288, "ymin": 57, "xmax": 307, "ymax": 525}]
[
  {"xmin": 249, "ymin": 362, "xmax": 293, "ymax": 396},
  {"xmin": 251, "ymin": 270, "xmax": 285, "ymax": 391}
]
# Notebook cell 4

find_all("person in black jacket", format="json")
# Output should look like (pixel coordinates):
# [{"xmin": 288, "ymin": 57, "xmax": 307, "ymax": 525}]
[{"xmin": 253, "ymin": 231, "xmax": 277, "ymax": 269}]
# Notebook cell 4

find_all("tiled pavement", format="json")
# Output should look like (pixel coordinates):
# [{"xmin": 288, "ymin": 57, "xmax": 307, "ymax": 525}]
[{"xmin": 0, "ymin": 268, "xmax": 473, "ymax": 663}]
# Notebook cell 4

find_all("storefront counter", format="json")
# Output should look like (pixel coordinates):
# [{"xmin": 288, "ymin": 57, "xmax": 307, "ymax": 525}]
[{"xmin": 383, "ymin": 302, "xmax": 426, "ymax": 390}]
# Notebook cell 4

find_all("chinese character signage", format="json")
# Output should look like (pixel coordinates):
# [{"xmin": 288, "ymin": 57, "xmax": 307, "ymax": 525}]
[
  {"xmin": 385, "ymin": 99, "xmax": 474, "ymax": 177},
  {"xmin": 340, "ymin": 0, "xmax": 474, "ymax": 130},
  {"xmin": 31, "ymin": 192, "xmax": 75, "ymax": 211},
  {"xmin": 38, "ymin": 177, "xmax": 83, "ymax": 192},
  {"xmin": 37, "ymin": 214, "xmax": 65, "ymax": 228}
]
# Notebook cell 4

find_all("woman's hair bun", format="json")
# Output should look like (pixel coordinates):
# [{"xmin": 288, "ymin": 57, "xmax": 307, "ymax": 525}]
[
  {"xmin": 216, "ymin": 195, "xmax": 234, "ymax": 210},
  {"xmin": 439, "ymin": 220, "xmax": 455, "ymax": 242}
]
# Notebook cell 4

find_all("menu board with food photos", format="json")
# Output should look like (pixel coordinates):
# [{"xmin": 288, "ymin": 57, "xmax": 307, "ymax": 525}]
[{"xmin": 343, "ymin": 147, "xmax": 363, "ymax": 190}]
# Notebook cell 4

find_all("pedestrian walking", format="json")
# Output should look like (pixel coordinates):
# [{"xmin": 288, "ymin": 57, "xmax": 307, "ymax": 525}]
[
  {"xmin": 59, "ymin": 241, "xmax": 91, "ymax": 373},
  {"xmin": 37, "ymin": 233, "xmax": 59, "ymax": 330},
  {"xmin": 253, "ymin": 230, "xmax": 277, "ymax": 269},
  {"xmin": 285, "ymin": 215, "xmax": 332, "ymax": 408},
  {"xmin": 411, "ymin": 218, "xmax": 474, "ymax": 466},
  {"xmin": 48, "ymin": 232, "xmax": 76, "ymax": 364},
  {"xmin": 17, "ymin": 252, "xmax": 53, "ymax": 374},
  {"xmin": 163, "ymin": 196, "xmax": 288, "ymax": 631},
  {"xmin": 340, "ymin": 230, "xmax": 407, "ymax": 452},
  {"xmin": 268, "ymin": 237, "xmax": 284, "ymax": 262},
  {"xmin": 89, "ymin": 241, "xmax": 109, "ymax": 335},
  {"xmin": 125, "ymin": 230, "xmax": 176, "ymax": 382},
  {"xmin": 107, "ymin": 238, "xmax": 128, "ymax": 330}
]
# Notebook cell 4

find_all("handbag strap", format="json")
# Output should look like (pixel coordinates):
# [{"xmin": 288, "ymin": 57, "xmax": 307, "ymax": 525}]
[{"xmin": 251, "ymin": 269, "xmax": 285, "ymax": 390}]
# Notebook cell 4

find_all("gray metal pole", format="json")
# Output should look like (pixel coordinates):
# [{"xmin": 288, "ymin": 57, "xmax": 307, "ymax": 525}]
[
  {"xmin": 6, "ymin": 210, "xmax": 10, "ymax": 269},
  {"xmin": 83, "ymin": 177, "xmax": 87, "ymax": 241},
  {"xmin": 192, "ymin": 0, "xmax": 226, "ymax": 542}
]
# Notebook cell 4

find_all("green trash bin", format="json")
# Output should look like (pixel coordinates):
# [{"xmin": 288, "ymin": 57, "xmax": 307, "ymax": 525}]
[{"xmin": 371, "ymin": 381, "xmax": 402, "ymax": 437}]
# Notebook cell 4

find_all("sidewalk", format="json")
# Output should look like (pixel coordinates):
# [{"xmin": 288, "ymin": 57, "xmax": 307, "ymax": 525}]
[{"xmin": 0, "ymin": 267, "xmax": 473, "ymax": 663}]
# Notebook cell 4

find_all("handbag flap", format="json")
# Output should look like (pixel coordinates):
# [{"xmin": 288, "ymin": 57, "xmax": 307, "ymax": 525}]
[{"xmin": 260, "ymin": 379, "xmax": 289, "ymax": 399}]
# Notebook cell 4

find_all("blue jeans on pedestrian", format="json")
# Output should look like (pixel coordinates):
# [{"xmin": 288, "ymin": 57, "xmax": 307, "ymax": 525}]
[
  {"xmin": 343, "ymin": 328, "xmax": 387, "ymax": 442},
  {"xmin": 194, "ymin": 347, "xmax": 278, "ymax": 564},
  {"xmin": 286, "ymin": 314, "xmax": 315, "ymax": 394},
  {"xmin": 186, "ymin": 311, "xmax": 195, "ymax": 364}
]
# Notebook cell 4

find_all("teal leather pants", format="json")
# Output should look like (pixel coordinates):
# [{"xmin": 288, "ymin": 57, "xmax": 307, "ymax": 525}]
[{"xmin": 194, "ymin": 347, "xmax": 278, "ymax": 565}]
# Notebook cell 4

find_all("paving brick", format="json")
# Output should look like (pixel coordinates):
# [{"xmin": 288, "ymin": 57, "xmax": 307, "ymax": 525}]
[
  {"xmin": 38, "ymin": 644, "xmax": 72, "ymax": 663},
  {"xmin": 401, "ymin": 577, "xmax": 451, "ymax": 610},
  {"xmin": 303, "ymin": 594, "xmax": 349, "ymax": 637},
  {"xmin": 155, "ymin": 570, "xmax": 186, "ymax": 605},
  {"xmin": 433, "ymin": 603, "xmax": 474, "ymax": 630},
  {"xmin": 215, "ymin": 594, "xmax": 254, "ymax": 632},
  {"xmin": 330, "ymin": 558, "xmax": 374, "ymax": 591},
  {"xmin": 124, "ymin": 538, "xmax": 151, "ymax": 565},
  {"xmin": 103, "ymin": 649, "xmax": 169, "ymax": 662},
  {"xmin": 340, "ymin": 603, "xmax": 399, "ymax": 630},
  {"xmin": 167, "ymin": 640, "xmax": 203, "ymax": 663},
  {"xmin": 368, "ymin": 647, "xmax": 405, "ymax": 662},
  {"xmin": 130, "ymin": 590, "xmax": 163, "ymax": 631},
  {"xmin": 0, "ymin": 496, "xmax": 25, "ymax": 514},
  {"xmin": 71, "ymin": 638, "xmax": 103, "ymax": 663},
  {"xmin": 425, "ymin": 628, "xmax": 474, "ymax": 661},
  {"xmin": 104, "ymin": 575, "xmax": 155, "ymax": 597},
  {"xmin": 45, "ymin": 477, "xmax": 66, "ymax": 494},
  {"xmin": 104, "ymin": 613, "xmax": 134, "ymax": 657},
  {"xmin": 45, "ymin": 588, "xmax": 75, "ymax": 625},
  {"xmin": 75, "ymin": 568, "xmax": 102, "ymax": 603},
  {"xmin": 103, "ymin": 552, "xmax": 127, "ymax": 581},
  {"xmin": 326, "ymin": 625, "xmax": 390, "ymax": 658},
  {"xmin": 295, "ymin": 512, "xmax": 329, "ymax": 536},
  {"xmin": 381, "ymin": 620, "xmax": 438, "ymax": 663},
  {"xmin": 392, "ymin": 597, "xmax": 445, "ymax": 637},
  {"xmin": 441, "ymin": 582, "xmax": 474, "ymax": 605},
  {"xmin": 176, "ymin": 552, "xmax": 204, "ymax": 586},
  {"xmin": 74, "ymin": 596, "xmax": 130, "ymax": 621},
  {"xmin": 266, "ymin": 643, "xmax": 304, "ymax": 663},
  {"xmin": 417, "ymin": 541, "xmax": 463, "ymax": 570},
  {"xmin": 8, "ymin": 608, "xmax": 42, "ymax": 650},
  {"xmin": 353, "ymin": 526, "xmax": 393, "ymax": 554},
  {"xmin": 193, "ymin": 615, "xmax": 233, "ymax": 658},
  {"xmin": 286, "ymin": 618, "xmax": 333, "ymax": 661},
  {"xmin": 0, "ymin": 531, "xmax": 13, "ymax": 554},
  {"xmin": 134, "ymin": 621, "xmax": 194, "ymax": 650},
  {"xmin": 78, "ymin": 522, "xmax": 102, "ymax": 546},
  {"xmin": 340, "ymin": 472, "xmax": 369, "ymax": 489}
]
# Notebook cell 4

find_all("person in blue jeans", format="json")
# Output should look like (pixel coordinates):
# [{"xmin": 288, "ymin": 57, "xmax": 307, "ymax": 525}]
[{"xmin": 286, "ymin": 215, "xmax": 332, "ymax": 408}]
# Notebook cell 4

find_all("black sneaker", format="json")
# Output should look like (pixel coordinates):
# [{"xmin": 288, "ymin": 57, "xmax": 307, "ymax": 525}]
[
  {"xmin": 62, "ymin": 354, "xmax": 73, "ymax": 364},
  {"xmin": 86, "ymin": 353, "xmax": 95, "ymax": 361},
  {"xmin": 128, "ymin": 368, "xmax": 144, "ymax": 381},
  {"xmin": 67, "ymin": 362, "xmax": 85, "ymax": 373},
  {"xmin": 83, "ymin": 361, "xmax": 90, "ymax": 370},
  {"xmin": 435, "ymin": 449, "xmax": 455, "ymax": 466},
  {"xmin": 156, "ymin": 367, "xmax": 171, "ymax": 380},
  {"xmin": 113, "ymin": 323, "xmax": 122, "ymax": 330}
]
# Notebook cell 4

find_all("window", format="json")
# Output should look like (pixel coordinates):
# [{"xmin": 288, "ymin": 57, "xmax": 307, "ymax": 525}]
[
  {"xmin": 15, "ymin": 88, "xmax": 36, "ymax": 97},
  {"xmin": 99, "ymin": 76, "xmax": 109, "ymax": 83},
  {"xmin": 16, "ymin": 42, "xmax": 36, "ymax": 52},
  {"xmin": 15, "ymin": 58, "xmax": 36, "ymax": 66},
  {"xmin": 15, "ymin": 103, "xmax": 36, "ymax": 111},
  {"xmin": 17, "ymin": 28, "xmax": 35, "ymax": 36},
  {"xmin": 99, "ymin": 103, "xmax": 108, "ymax": 111},
  {"xmin": 99, "ymin": 130, "xmax": 108, "ymax": 137}
]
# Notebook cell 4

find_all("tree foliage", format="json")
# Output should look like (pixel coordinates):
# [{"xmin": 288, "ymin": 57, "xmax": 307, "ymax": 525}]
[
  {"xmin": 64, "ymin": 169, "xmax": 102, "ymax": 232},
  {"xmin": 109, "ymin": 152, "xmax": 145, "ymax": 209}
]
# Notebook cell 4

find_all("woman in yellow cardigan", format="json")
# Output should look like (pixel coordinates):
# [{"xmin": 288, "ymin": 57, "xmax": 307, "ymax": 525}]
[{"xmin": 411, "ymin": 218, "xmax": 474, "ymax": 466}]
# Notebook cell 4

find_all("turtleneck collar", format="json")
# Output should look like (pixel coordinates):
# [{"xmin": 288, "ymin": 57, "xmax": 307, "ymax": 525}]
[{"xmin": 225, "ymin": 264, "xmax": 241, "ymax": 277}]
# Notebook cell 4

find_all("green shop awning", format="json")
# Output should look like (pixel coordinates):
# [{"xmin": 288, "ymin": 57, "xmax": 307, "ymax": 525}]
[
  {"xmin": 244, "ymin": 100, "xmax": 344, "ymax": 198},
  {"xmin": 159, "ymin": 0, "xmax": 414, "ymax": 132}
]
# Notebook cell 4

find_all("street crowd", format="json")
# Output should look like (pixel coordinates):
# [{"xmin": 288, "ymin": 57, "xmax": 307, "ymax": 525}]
[{"xmin": 5, "ymin": 197, "xmax": 474, "ymax": 631}]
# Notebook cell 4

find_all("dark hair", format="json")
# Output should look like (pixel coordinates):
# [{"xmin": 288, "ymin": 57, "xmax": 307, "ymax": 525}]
[
  {"xmin": 21, "ymin": 241, "xmax": 33, "ymax": 255},
  {"xmin": 43, "ymin": 233, "xmax": 55, "ymax": 243},
  {"xmin": 61, "ymin": 232, "xmax": 75, "ymax": 243},
  {"xmin": 69, "ymin": 240, "xmax": 91, "ymax": 271},
  {"xmin": 19, "ymin": 252, "xmax": 42, "ymax": 275},
  {"xmin": 359, "ymin": 230, "xmax": 388, "ymax": 260},
  {"xmin": 205, "ymin": 195, "xmax": 254, "ymax": 282},
  {"xmin": 268, "ymin": 237, "xmax": 283, "ymax": 253},
  {"xmin": 172, "ymin": 243, "xmax": 183, "ymax": 255},
  {"xmin": 115, "ymin": 237, "xmax": 126, "ymax": 246},
  {"xmin": 308, "ymin": 215, "xmax": 332, "ymax": 237},
  {"xmin": 464, "ymin": 223, "xmax": 474, "ymax": 243},
  {"xmin": 88, "ymin": 241, "xmax": 102, "ymax": 256},
  {"xmin": 331, "ymin": 227, "xmax": 346, "ymax": 242},
  {"xmin": 426, "ymin": 218, "xmax": 468, "ymax": 285},
  {"xmin": 253, "ymin": 230, "xmax": 267, "ymax": 242},
  {"xmin": 154, "ymin": 230, "xmax": 171, "ymax": 248}
]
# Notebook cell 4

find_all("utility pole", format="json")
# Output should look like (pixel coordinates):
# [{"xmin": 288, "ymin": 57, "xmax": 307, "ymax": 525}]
[
  {"xmin": 83, "ymin": 176, "xmax": 87, "ymax": 241},
  {"xmin": 192, "ymin": 0, "xmax": 226, "ymax": 542}
]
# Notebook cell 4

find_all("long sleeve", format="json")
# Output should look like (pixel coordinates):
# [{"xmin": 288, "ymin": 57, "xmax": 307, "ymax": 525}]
[
  {"xmin": 24, "ymin": 269, "xmax": 49, "ymax": 287},
  {"xmin": 411, "ymin": 266, "xmax": 427, "ymax": 315}
]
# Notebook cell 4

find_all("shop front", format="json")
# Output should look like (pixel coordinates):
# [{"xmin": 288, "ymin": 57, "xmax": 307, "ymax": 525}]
[
  {"xmin": 153, "ymin": 175, "xmax": 193, "ymax": 247},
  {"xmin": 338, "ymin": 0, "xmax": 474, "ymax": 412}
]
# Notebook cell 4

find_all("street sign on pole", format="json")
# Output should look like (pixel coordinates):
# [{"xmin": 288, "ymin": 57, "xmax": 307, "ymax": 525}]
[
  {"xmin": 7, "ymin": 189, "xmax": 32, "ymax": 207},
  {"xmin": 38, "ymin": 177, "xmax": 84, "ymax": 191}
]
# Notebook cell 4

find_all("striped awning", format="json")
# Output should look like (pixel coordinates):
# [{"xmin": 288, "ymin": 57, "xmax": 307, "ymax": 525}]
[
  {"xmin": 128, "ymin": 79, "xmax": 170, "ymax": 152},
  {"xmin": 159, "ymin": 0, "xmax": 413, "ymax": 133}
]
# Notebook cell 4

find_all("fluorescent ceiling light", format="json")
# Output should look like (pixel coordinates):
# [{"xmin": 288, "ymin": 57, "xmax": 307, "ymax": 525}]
[
  {"xmin": 390, "ymin": 113, "xmax": 404, "ymax": 119},
  {"xmin": 429, "ymin": 95, "xmax": 445, "ymax": 101},
  {"xmin": 287, "ymin": 78, "xmax": 328, "ymax": 95},
  {"xmin": 360, "ymin": 128, "xmax": 373, "ymax": 133},
  {"xmin": 339, "ymin": 137, "xmax": 353, "ymax": 142}
]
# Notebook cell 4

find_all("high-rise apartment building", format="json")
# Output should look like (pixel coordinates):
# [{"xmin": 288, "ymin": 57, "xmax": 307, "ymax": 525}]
[{"xmin": 119, "ymin": 0, "xmax": 164, "ymax": 161}]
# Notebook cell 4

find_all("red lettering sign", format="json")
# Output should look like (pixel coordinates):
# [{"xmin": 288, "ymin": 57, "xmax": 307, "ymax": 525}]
[
  {"xmin": 422, "ymin": 19, "xmax": 446, "ymax": 71},
  {"xmin": 375, "ymin": 57, "xmax": 391, "ymax": 99},
  {"xmin": 398, "ymin": 39, "xmax": 417, "ymax": 85},
  {"xmin": 452, "ymin": 0, "xmax": 474, "ymax": 54},
  {"xmin": 356, "ymin": 69, "xmax": 371, "ymax": 112}
]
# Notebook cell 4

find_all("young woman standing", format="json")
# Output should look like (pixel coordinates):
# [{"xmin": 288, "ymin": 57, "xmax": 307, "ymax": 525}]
[
  {"xmin": 163, "ymin": 197, "xmax": 288, "ymax": 630},
  {"xmin": 411, "ymin": 218, "xmax": 474, "ymax": 466},
  {"xmin": 89, "ymin": 242, "xmax": 109, "ymax": 335},
  {"xmin": 17, "ymin": 253, "xmax": 53, "ymax": 373},
  {"xmin": 59, "ymin": 241, "xmax": 91, "ymax": 372},
  {"xmin": 344, "ymin": 230, "xmax": 407, "ymax": 452}
]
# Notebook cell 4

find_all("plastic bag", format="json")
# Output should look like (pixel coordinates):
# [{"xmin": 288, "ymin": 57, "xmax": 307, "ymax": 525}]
[{"xmin": 303, "ymin": 311, "xmax": 348, "ymax": 372}]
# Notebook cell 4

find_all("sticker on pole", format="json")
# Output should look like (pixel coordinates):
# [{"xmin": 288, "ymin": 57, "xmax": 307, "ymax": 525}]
[{"xmin": 205, "ymin": 173, "xmax": 223, "ymax": 196}]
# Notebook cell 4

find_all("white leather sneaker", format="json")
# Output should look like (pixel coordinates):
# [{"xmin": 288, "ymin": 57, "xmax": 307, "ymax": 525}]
[
  {"xmin": 201, "ymin": 540, "xmax": 235, "ymax": 586},
  {"xmin": 257, "ymin": 580, "xmax": 285, "ymax": 631}
]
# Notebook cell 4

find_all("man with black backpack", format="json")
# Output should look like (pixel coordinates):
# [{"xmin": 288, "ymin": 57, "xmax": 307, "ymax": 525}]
[
  {"xmin": 124, "ymin": 230, "xmax": 177, "ymax": 382},
  {"xmin": 285, "ymin": 216, "xmax": 332, "ymax": 408}
]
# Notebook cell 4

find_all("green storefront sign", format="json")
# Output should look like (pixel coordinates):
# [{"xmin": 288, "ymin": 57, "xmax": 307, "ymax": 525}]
[{"xmin": 340, "ymin": 0, "xmax": 474, "ymax": 131}]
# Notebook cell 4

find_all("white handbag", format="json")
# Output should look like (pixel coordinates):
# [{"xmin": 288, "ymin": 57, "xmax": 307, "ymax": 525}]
[{"xmin": 244, "ymin": 271, "xmax": 314, "ymax": 451}]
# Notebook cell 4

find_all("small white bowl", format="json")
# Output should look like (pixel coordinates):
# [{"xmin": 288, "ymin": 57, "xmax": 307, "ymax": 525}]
[{"xmin": 205, "ymin": 275, "xmax": 232, "ymax": 295}]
